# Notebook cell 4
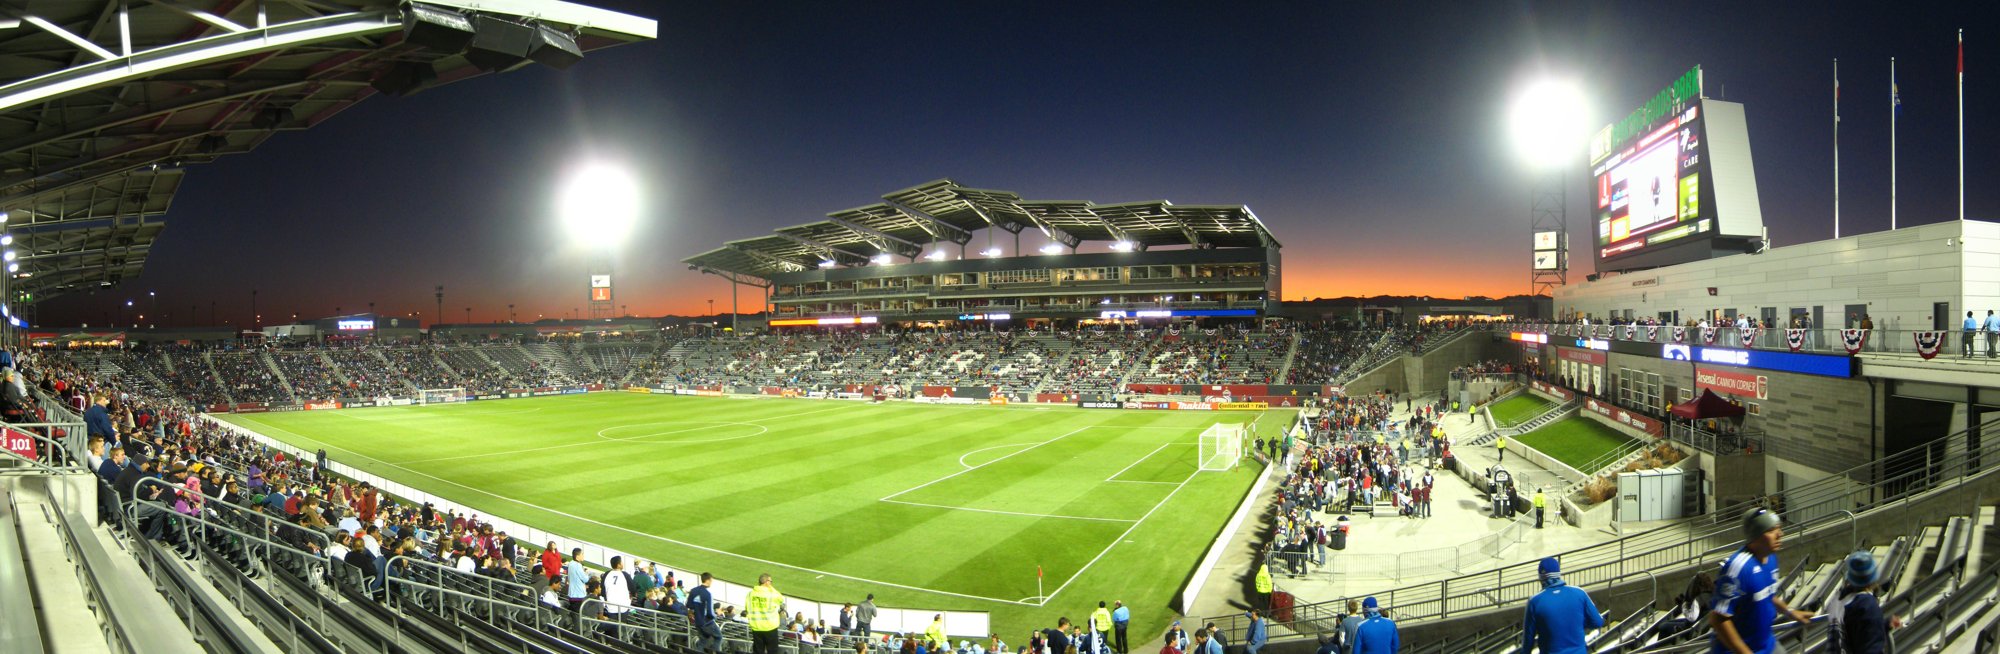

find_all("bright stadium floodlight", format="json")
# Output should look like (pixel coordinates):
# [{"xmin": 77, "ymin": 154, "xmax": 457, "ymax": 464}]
[
  {"xmin": 870, "ymin": 254, "xmax": 892, "ymax": 265},
  {"xmin": 1110, "ymin": 240, "xmax": 1135, "ymax": 252},
  {"xmin": 1039, "ymin": 243, "xmax": 1063, "ymax": 255},
  {"xmin": 5, "ymin": 263, "xmax": 16, "ymax": 273},
  {"xmin": 818, "ymin": 259, "xmax": 837, "ymax": 268},
  {"xmin": 556, "ymin": 162, "xmax": 643, "ymax": 247},
  {"xmin": 981, "ymin": 247, "xmax": 1002, "ymax": 257},
  {"xmin": 0, "ymin": 235, "xmax": 11, "ymax": 246},
  {"xmin": 2, "ymin": 250, "xmax": 13, "ymax": 262},
  {"xmin": 925, "ymin": 250, "xmax": 947, "ymax": 261},
  {"xmin": 1507, "ymin": 78, "xmax": 1593, "ymax": 170}
]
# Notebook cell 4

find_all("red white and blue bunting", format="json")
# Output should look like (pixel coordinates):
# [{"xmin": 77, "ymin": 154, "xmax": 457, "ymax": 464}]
[
  {"xmin": 1739, "ymin": 328, "xmax": 1759, "ymax": 348},
  {"xmin": 1914, "ymin": 331, "xmax": 1946, "ymax": 360},
  {"xmin": 1646, "ymin": 325, "xmax": 1660, "ymax": 342},
  {"xmin": 1841, "ymin": 329, "xmax": 1868, "ymax": 354},
  {"xmin": 1786, "ymin": 329, "xmax": 1807, "ymax": 352},
  {"xmin": 1702, "ymin": 328, "xmax": 1717, "ymax": 345},
  {"xmin": 1624, "ymin": 324, "xmax": 1636, "ymax": 340},
  {"xmin": 1672, "ymin": 327, "xmax": 1687, "ymax": 343}
]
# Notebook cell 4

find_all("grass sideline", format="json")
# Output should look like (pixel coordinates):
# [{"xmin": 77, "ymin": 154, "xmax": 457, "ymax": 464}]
[
  {"xmin": 1514, "ymin": 417, "xmax": 1638, "ymax": 473},
  {"xmin": 216, "ymin": 393, "xmax": 1288, "ymax": 638},
  {"xmin": 1488, "ymin": 394, "xmax": 1555, "ymax": 427}
]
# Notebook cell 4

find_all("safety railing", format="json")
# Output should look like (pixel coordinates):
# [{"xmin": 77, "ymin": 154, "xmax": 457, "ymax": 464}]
[
  {"xmin": 1487, "ymin": 323, "xmax": 2000, "ymax": 359},
  {"xmin": 1273, "ymin": 512, "xmax": 1536, "ymax": 583},
  {"xmin": 0, "ymin": 423, "xmax": 90, "ymax": 474},
  {"xmin": 1208, "ymin": 417, "xmax": 2000, "ymax": 644}
]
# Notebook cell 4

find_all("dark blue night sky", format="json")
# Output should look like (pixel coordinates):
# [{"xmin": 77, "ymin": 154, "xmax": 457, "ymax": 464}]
[{"xmin": 40, "ymin": 1, "xmax": 1998, "ymax": 326}]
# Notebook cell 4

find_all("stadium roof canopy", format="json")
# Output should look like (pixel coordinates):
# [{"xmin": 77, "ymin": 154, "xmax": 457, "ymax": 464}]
[
  {"xmin": 685, "ymin": 179, "xmax": 1279, "ymax": 281},
  {"xmin": 0, "ymin": 0, "xmax": 655, "ymax": 305}
]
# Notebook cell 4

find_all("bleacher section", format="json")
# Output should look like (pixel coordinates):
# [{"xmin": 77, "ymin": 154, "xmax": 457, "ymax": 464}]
[{"xmin": 209, "ymin": 351, "xmax": 291, "ymax": 404}]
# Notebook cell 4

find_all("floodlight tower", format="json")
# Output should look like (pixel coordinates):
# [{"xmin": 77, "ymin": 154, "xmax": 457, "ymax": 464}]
[
  {"xmin": 1509, "ymin": 79, "xmax": 1591, "ymax": 300},
  {"xmin": 559, "ymin": 163, "xmax": 641, "ymax": 321}
]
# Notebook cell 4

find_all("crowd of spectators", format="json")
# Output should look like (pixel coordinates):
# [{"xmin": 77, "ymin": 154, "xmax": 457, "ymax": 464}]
[
  {"xmin": 1265, "ymin": 391, "xmax": 1452, "ymax": 576},
  {"xmin": 207, "ymin": 349, "xmax": 292, "ymax": 404}
]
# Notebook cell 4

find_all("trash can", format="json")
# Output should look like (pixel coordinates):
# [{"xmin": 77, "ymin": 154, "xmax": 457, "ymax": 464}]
[
  {"xmin": 1331, "ymin": 524, "xmax": 1349, "ymax": 551},
  {"xmin": 1271, "ymin": 590, "xmax": 1296, "ymax": 623}
]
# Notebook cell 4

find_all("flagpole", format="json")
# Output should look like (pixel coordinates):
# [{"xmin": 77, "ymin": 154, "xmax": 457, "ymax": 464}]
[
  {"xmin": 1835, "ymin": 58, "xmax": 1841, "ymax": 238},
  {"xmin": 1960, "ymin": 29, "xmax": 1966, "ymax": 221},
  {"xmin": 1892, "ymin": 56, "xmax": 1898, "ymax": 230}
]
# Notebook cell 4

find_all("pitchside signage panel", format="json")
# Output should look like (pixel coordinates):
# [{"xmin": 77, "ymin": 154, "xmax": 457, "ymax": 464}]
[{"xmin": 1692, "ymin": 346, "xmax": 1853, "ymax": 378}]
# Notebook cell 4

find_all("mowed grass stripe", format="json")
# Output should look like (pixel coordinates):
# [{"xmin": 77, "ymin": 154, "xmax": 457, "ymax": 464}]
[{"xmin": 220, "ymin": 395, "xmax": 1276, "ymax": 638}]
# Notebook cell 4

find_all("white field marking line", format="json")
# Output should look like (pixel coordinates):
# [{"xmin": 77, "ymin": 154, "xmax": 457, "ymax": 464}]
[
  {"xmin": 879, "ymin": 426, "xmax": 1092, "ymax": 502},
  {"xmin": 592, "ymin": 421, "xmax": 770, "ymax": 444},
  {"xmin": 878, "ymin": 498, "xmax": 1137, "ymax": 523},
  {"xmin": 386, "ymin": 404, "xmax": 852, "ymax": 465},
  {"xmin": 229, "ymin": 413, "xmax": 1041, "ymax": 607},
  {"xmin": 1040, "ymin": 423, "xmax": 1244, "ymax": 605},
  {"xmin": 957, "ymin": 443, "xmax": 1039, "ymax": 469},
  {"xmin": 1103, "ymin": 442, "xmax": 1197, "ymax": 483},
  {"xmin": 1039, "ymin": 468, "xmax": 1198, "ymax": 605}
]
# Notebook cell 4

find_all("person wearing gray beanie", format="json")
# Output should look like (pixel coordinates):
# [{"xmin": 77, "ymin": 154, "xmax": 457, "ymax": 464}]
[{"xmin": 1709, "ymin": 508, "xmax": 1814, "ymax": 654}]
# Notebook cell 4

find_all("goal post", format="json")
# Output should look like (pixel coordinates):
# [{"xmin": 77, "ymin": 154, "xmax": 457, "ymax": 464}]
[
  {"xmin": 1198, "ymin": 422, "xmax": 1247, "ymax": 472},
  {"xmin": 419, "ymin": 387, "xmax": 466, "ymax": 405}
]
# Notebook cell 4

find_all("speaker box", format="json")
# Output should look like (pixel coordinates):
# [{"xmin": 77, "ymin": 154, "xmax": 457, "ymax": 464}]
[
  {"xmin": 401, "ymin": 4, "xmax": 474, "ymax": 53},
  {"xmin": 528, "ymin": 23, "xmax": 584, "ymax": 70},
  {"xmin": 466, "ymin": 15, "xmax": 534, "ymax": 72}
]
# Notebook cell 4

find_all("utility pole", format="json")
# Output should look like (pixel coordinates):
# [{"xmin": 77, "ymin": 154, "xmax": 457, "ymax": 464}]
[
  {"xmin": 465, "ymin": 307, "xmax": 471, "ymax": 323},
  {"xmin": 251, "ymin": 289, "xmax": 258, "ymax": 328},
  {"xmin": 435, "ymin": 286, "xmax": 444, "ymax": 325},
  {"xmin": 509, "ymin": 304, "xmax": 516, "ymax": 323}
]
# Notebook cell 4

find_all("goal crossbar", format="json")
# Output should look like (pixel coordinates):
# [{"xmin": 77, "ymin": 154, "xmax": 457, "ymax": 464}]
[{"xmin": 1198, "ymin": 422, "xmax": 1246, "ymax": 472}]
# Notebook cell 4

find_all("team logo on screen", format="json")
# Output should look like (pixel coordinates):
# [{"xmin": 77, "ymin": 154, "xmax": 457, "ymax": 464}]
[{"xmin": 1662, "ymin": 344, "xmax": 1692, "ymax": 361}]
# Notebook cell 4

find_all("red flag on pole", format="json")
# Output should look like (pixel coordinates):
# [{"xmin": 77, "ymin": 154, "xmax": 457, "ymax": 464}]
[{"xmin": 1037, "ymin": 565, "xmax": 1043, "ymax": 578}]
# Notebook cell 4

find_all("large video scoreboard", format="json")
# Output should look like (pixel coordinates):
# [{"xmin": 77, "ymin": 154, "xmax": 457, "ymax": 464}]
[{"xmin": 1588, "ymin": 66, "xmax": 1765, "ymax": 271}]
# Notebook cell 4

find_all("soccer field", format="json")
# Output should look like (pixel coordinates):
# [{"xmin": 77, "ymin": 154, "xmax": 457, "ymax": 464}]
[{"xmin": 216, "ymin": 393, "xmax": 1281, "ymax": 636}]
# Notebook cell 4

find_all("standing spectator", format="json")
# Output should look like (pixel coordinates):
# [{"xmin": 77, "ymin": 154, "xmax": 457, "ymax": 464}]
[
  {"xmin": 1710, "ymin": 508, "xmax": 1814, "ymax": 654},
  {"xmin": 1111, "ymin": 601, "xmax": 1130, "ymax": 654},
  {"xmin": 1350, "ymin": 598, "xmax": 1398, "ymax": 654},
  {"xmin": 564, "ymin": 548, "xmax": 589, "ymax": 612},
  {"xmin": 85, "ymin": 394, "xmax": 117, "ymax": 441},
  {"xmin": 1244, "ymin": 610, "xmax": 1267, "ymax": 654},
  {"xmin": 1495, "ymin": 435, "xmax": 1506, "ymax": 463},
  {"xmin": 1533, "ymin": 487, "xmax": 1547, "ymax": 529},
  {"xmin": 688, "ymin": 572, "xmax": 721, "ymax": 654},
  {"xmin": 1986, "ymin": 310, "xmax": 2000, "ymax": 359},
  {"xmin": 1826, "ymin": 551, "xmax": 1898, "ymax": 654},
  {"xmin": 1254, "ymin": 560, "xmax": 1272, "ymax": 609},
  {"xmin": 1519, "ymin": 558, "xmax": 1602, "ymax": 654},
  {"xmin": 746, "ymin": 573, "xmax": 785, "ymax": 654},
  {"xmin": 541, "ymin": 542, "xmax": 562, "ymax": 580},
  {"xmin": 858, "ymin": 593, "xmax": 878, "ymax": 638},
  {"xmin": 1338, "ymin": 600, "xmax": 1365, "ymax": 654},
  {"xmin": 1163, "ymin": 622, "xmax": 1188, "ymax": 654},
  {"xmin": 1963, "ymin": 311, "xmax": 1979, "ymax": 358},
  {"xmin": 1044, "ymin": 618, "xmax": 1072, "ymax": 654},
  {"xmin": 603, "ymin": 556, "xmax": 632, "ymax": 620},
  {"xmin": 839, "ymin": 603, "xmax": 856, "ymax": 634}
]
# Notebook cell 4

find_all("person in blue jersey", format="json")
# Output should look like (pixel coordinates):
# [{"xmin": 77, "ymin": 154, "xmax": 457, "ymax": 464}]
[
  {"xmin": 1710, "ymin": 508, "xmax": 1814, "ymax": 654},
  {"xmin": 1520, "ymin": 557, "xmax": 1603, "ymax": 654},
  {"xmin": 1350, "ymin": 597, "xmax": 1398, "ymax": 654}
]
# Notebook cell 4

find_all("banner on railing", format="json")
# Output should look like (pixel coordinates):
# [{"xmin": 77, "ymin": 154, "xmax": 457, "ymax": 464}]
[
  {"xmin": 1914, "ymin": 331, "xmax": 1945, "ymax": 360},
  {"xmin": 1842, "ymin": 329, "xmax": 1867, "ymax": 354},
  {"xmin": 1739, "ymin": 328, "xmax": 1759, "ymax": 348},
  {"xmin": 1786, "ymin": 329, "xmax": 1806, "ymax": 352},
  {"xmin": 1672, "ymin": 326, "xmax": 1686, "ymax": 343}
]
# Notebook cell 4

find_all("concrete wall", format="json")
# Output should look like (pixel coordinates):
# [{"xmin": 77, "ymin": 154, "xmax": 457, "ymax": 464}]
[
  {"xmin": 1558, "ymin": 220, "xmax": 1976, "ymax": 331},
  {"xmin": 1600, "ymin": 351, "xmax": 1876, "ymax": 474}
]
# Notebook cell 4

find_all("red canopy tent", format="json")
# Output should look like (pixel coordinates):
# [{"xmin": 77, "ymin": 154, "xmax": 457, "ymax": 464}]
[{"xmin": 1671, "ymin": 389, "xmax": 1747, "ymax": 419}]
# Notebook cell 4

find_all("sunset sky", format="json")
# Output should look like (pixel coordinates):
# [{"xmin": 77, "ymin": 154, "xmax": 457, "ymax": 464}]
[{"xmin": 35, "ymin": 1, "xmax": 1996, "ymax": 326}]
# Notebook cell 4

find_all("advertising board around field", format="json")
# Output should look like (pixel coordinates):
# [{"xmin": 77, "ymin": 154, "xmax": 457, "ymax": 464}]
[
  {"xmin": 1582, "ymin": 398, "xmax": 1664, "ymax": 436},
  {"xmin": 303, "ymin": 401, "xmax": 342, "ymax": 411},
  {"xmin": 1079, "ymin": 401, "xmax": 1122, "ymax": 409}
]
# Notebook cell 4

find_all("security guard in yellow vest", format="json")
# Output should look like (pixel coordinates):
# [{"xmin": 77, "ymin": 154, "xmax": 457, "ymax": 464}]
[
  {"xmin": 1533, "ymin": 488, "xmax": 1547, "ymax": 528},
  {"xmin": 1254, "ymin": 561, "xmax": 1273, "ymax": 610},
  {"xmin": 1496, "ymin": 435, "xmax": 1507, "ymax": 463},
  {"xmin": 746, "ymin": 573, "xmax": 785, "ymax": 654}
]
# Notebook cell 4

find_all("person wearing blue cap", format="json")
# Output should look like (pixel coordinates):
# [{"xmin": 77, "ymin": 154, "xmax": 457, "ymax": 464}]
[
  {"xmin": 1710, "ymin": 507, "xmax": 1814, "ymax": 654},
  {"xmin": 1520, "ymin": 557, "xmax": 1603, "ymax": 654},
  {"xmin": 1350, "ymin": 597, "xmax": 1398, "ymax": 654},
  {"xmin": 1825, "ymin": 551, "xmax": 1897, "ymax": 654}
]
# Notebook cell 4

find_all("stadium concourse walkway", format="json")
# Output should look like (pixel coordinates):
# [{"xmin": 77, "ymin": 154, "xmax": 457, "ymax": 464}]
[{"xmin": 1188, "ymin": 394, "xmax": 1625, "ymax": 623}]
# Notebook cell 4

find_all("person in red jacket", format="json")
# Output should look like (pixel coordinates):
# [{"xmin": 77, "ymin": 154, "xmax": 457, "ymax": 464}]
[
  {"xmin": 355, "ymin": 482, "xmax": 378, "ymax": 523},
  {"xmin": 541, "ymin": 541, "xmax": 563, "ymax": 579}
]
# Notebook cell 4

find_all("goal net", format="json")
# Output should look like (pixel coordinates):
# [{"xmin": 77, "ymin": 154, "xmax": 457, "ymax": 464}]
[
  {"xmin": 419, "ymin": 387, "xmax": 466, "ymax": 405},
  {"xmin": 1198, "ymin": 422, "xmax": 1247, "ymax": 472}
]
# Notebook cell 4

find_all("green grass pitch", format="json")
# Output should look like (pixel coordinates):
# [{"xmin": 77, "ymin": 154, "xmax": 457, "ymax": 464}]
[
  {"xmin": 1514, "ymin": 416, "xmax": 1639, "ymax": 473},
  {"xmin": 217, "ymin": 393, "xmax": 1284, "ymax": 637},
  {"xmin": 1487, "ymin": 394, "xmax": 1555, "ymax": 427}
]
